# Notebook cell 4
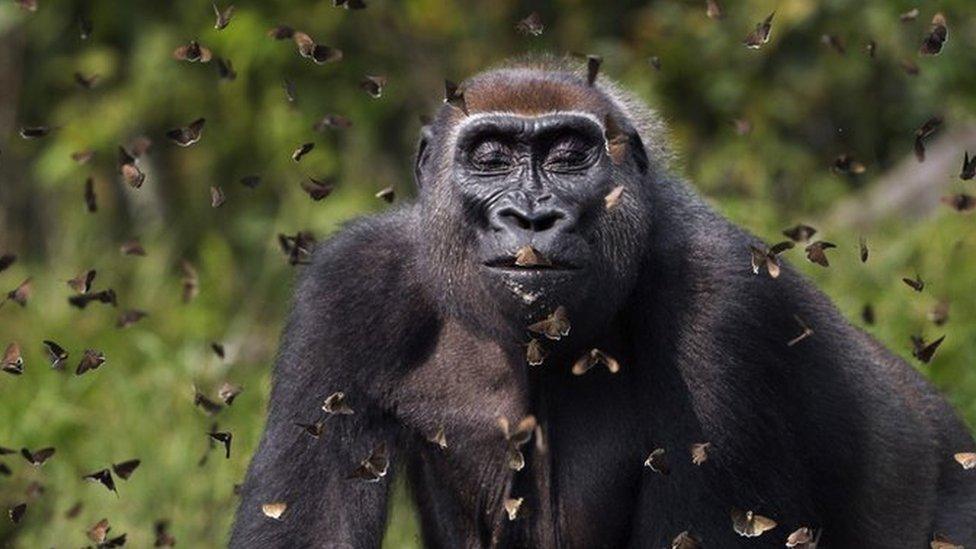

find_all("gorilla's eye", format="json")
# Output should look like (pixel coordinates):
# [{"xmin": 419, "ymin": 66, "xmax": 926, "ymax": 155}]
[
  {"xmin": 544, "ymin": 135, "xmax": 595, "ymax": 172},
  {"xmin": 469, "ymin": 139, "xmax": 514, "ymax": 174}
]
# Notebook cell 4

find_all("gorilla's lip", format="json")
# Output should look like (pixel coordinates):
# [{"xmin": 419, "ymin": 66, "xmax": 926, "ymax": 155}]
[{"xmin": 482, "ymin": 256, "xmax": 580, "ymax": 272}]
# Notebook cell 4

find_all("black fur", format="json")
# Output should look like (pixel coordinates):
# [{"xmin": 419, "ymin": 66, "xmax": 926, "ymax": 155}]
[{"xmin": 230, "ymin": 63, "xmax": 976, "ymax": 548}]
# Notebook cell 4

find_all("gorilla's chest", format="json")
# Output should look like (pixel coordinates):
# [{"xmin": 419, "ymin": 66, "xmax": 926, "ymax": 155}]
[{"xmin": 396, "ymin": 320, "xmax": 647, "ymax": 547}]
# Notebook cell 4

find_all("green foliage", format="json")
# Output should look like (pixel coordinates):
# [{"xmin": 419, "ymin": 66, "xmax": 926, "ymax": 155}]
[{"xmin": 0, "ymin": 0, "xmax": 974, "ymax": 546}]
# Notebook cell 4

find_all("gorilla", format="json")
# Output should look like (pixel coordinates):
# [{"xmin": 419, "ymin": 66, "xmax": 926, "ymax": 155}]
[{"xmin": 230, "ymin": 58, "xmax": 976, "ymax": 548}]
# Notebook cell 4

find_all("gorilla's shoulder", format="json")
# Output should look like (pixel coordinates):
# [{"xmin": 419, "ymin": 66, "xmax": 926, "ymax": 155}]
[{"xmin": 288, "ymin": 205, "xmax": 436, "ymax": 351}]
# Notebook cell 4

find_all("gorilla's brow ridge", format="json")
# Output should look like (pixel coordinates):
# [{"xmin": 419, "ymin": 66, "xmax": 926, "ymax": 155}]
[{"xmin": 447, "ymin": 110, "xmax": 605, "ymax": 147}]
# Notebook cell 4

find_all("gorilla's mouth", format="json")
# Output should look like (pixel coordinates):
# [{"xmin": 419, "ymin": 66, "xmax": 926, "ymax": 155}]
[{"xmin": 482, "ymin": 256, "xmax": 580, "ymax": 272}]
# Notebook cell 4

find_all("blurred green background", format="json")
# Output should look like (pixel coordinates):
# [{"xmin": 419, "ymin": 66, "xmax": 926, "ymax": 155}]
[{"xmin": 0, "ymin": 0, "xmax": 974, "ymax": 546}]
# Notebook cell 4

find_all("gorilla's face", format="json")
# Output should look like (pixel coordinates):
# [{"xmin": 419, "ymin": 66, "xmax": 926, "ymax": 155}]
[
  {"xmin": 455, "ymin": 113, "xmax": 607, "ymax": 295},
  {"xmin": 418, "ymin": 74, "xmax": 652, "ymax": 341}
]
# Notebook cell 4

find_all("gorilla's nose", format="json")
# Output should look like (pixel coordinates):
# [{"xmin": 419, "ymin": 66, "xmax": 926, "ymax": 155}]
[{"xmin": 493, "ymin": 205, "xmax": 575, "ymax": 237}]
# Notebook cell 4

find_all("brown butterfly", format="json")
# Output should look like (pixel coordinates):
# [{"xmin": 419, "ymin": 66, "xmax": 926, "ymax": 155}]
[
  {"xmin": 859, "ymin": 236, "xmax": 869, "ymax": 263},
  {"xmin": 68, "ymin": 288, "xmax": 117, "ymax": 309},
  {"xmin": 914, "ymin": 117, "xmax": 942, "ymax": 162},
  {"xmin": 117, "ymin": 146, "xmax": 145, "ymax": 188},
  {"xmin": 2, "ymin": 342, "xmax": 23, "ymax": 375},
  {"xmin": 526, "ymin": 338, "xmax": 546, "ymax": 366},
  {"xmin": 911, "ymin": 334, "xmax": 945, "ymax": 364},
  {"xmin": 865, "ymin": 40, "xmax": 877, "ymax": 58},
  {"xmin": 900, "ymin": 59, "xmax": 920, "ymax": 76},
  {"xmin": 313, "ymin": 114, "xmax": 353, "ymax": 131},
  {"xmin": 208, "ymin": 430, "xmax": 233, "ymax": 458},
  {"xmin": 732, "ymin": 118, "xmax": 752, "ymax": 136},
  {"xmin": 21, "ymin": 447, "xmax": 55, "ymax": 466},
  {"xmin": 671, "ymin": 530, "xmax": 702, "ymax": 549},
  {"xmin": 2, "ymin": 278, "xmax": 32, "ymax": 308},
  {"xmin": 499, "ymin": 416, "xmax": 536, "ymax": 471},
  {"xmin": 444, "ymin": 80, "xmax": 468, "ymax": 115},
  {"xmin": 301, "ymin": 177, "xmax": 335, "ymax": 201},
  {"xmin": 900, "ymin": 8, "xmax": 920, "ymax": 22},
  {"xmin": 65, "ymin": 501, "xmax": 83, "ymax": 519},
  {"xmin": 572, "ymin": 348, "xmax": 621, "ymax": 375},
  {"xmin": 240, "ymin": 175, "xmax": 261, "ymax": 189},
  {"xmin": 166, "ymin": 118, "xmax": 206, "ymax": 147},
  {"xmin": 833, "ymin": 154, "xmax": 865, "ymax": 174},
  {"xmin": 211, "ymin": 342, "xmax": 225, "ymax": 359},
  {"xmin": 74, "ymin": 72, "xmax": 101, "ymax": 90},
  {"xmin": 360, "ymin": 75, "xmax": 387, "ymax": 98},
  {"xmin": 690, "ymin": 442, "xmax": 711, "ymax": 465},
  {"xmin": 604, "ymin": 115, "xmax": 629, "ymax": 165},
  {"xmin": 861, "ymin": 303, "xmax": 875, "ymax": 326},
  {"xmin": 14, "ymin": 0, "xmax": 36, "ymax": 12},
  {"xmin": 705, "ymin": 0, "xmax": 723, "ymax": 20},
  {"xmin": 82, "ymin": 468, "xmax": 117, "ymax": 495},
  {"xmin": 804, "ymin": 241, "xmax": 836, "ymax": 267},
  {"xmin": 604, "ymin": 185, "xmax": 625, "ymax": 210},
  {"xmin": 293, "ymin": 31, "xmax": 343, "ymax": 64},
  {"xmin": 731, "ymin": 508, "xmax": 777, "ymax": 537},
  {"xmin": 213, "ymin": 3, "xmax": 234, "ymax": 30},
  {"xmin": 322, "ymin": 391, "xmax": 354, "ymax": 415},
  {"xmin": 750, "ymin": 241, "xmax": 794, "ymax": 278},
  {"xmin": 782, "ymin": 224, "xmax": 817, "ymax": 243},
  {"xmin": 42, "ymin": 340, "xmax": 69, "ymax": 370},
  {"xmin": 261, "ymin": 502, "xmax": 287, "ymax": 519},
  {"xmin": 120, "ymin": 238, "xmax": 146, "ymax": 256},
  {"xmin": 954, "ymin": 452, "xmax": 976, "ymax": 470},
  {"xmin": 961, "ymin": 152, "xmax": 976, "ymax": 180},
  {"xmin": 0, "ymin": 254, "xmax": 16, "ymax": 273},
  {"xmin": 941, "ymin": 194, "xmax": 976, "ymax": 213},
  {"xmin": 528, "ymin": 306, "xmax": 571, "ymax": 340},
  {"xmin": 931, "ymin": 534, "xmax": 964, "ymax": 549},
  {"xmin": 744, "ymin": 12, "xmax": 775, "ymax": 49},
  {"xmin": 278, "ymin": 232, "xmax": 316, "ymax": 266},
  {"xmin": 786, "ymin": 527, "xmax": 820, "ymax": 548},
  {"xmin": 173, "ymin": 40, "xmax": 212, "ymax": 63},
  {"xmin": 348, "ymin": 443, "xmax": 389, "ymax": 481},
  {"xmin": 919, "ymin": 13, "xmax": 948, "ymax": 56},
  {"xmin": 84, "ymin": 176, "xmax": 97, "ymax": 213},
  {"xmin": 216, "ymin": 57, "xmax": 236, "ymax": 80},
  {"xmin": 210, "ymin": 186, "xmax": 226, "ymax": 208},
  {"xmin": 514, "ymin": 245, "xmax": 551, "ymax": 268},
  {"xmin": 112, "ymin": 459, "xmax": 140, "ymax": 480},
  {"xmin": 267, "ymin": 25, "xmax": 295, "ymax": 39},
  {"xmin": 181, "ymin": 259, "xmax": 199, "ymax": 303},
  {"xmin": 19, "ymin": 126, "xmax": 54, "ymax": 139},
  {"xmin": 87, "ymin": 518, "xmax": 111, "ymax": 543},
  {"xmin": 9, "ymin": 503, "xmax": 26, "ymax": 524},
  {"xmin": 643, "ymin": 448, "xmax": 670, "ymax": 475},
  {"xmin": 295, "ymin": 420, "xmax": 325, "ymax": 438},
  {"xmin": 929, "ymin": 301, "xmax": 950, "ymax": 326},
  {"xmin": 63, "ymin": 267, "xmax": 97, "ymax": 292},
  {"xmin": 516, "ymin": 12, "xmax": 544, "ymax": 36},
  {"xmin": 375, "ymin": 186, "xmax": 395, "ymax": 203},
  {"xmin": 428, "ymin": 425, "xmax": 448, "ymax": 449},
  {"xmin": 77, "ymin": 12, "xmax": 93, "ymax": 39},
  {"xmin": 76, "ymin": 349, "xmax": 106, "ymax": 375},
  {"xmin": 648, "ymin": 56, "xmax": 662, "ymax": 71},
  {"xmin": 334, "ymin": 0, "xmax": 367, "ymax": 9},
  {"xmin": 218, "ymin": 381, "xmax": 243, "ymax": 405},
  {"xmin": 903, "ymin": 274, "xmax": 925, "ymax": 292},
  {"xmin": 585, "ymin": 54, "xmax": 602, "ymax": 86},
  {"xmin": 821, "ymin": 34, "xmax": 846, "ymax": 55},
  {"xmin": 504, "ymin": 497, "xmax": 523, "ymax": 520},
  {"xmin": 292, "ymin": 142, "xmax": 314, "ymax": 162},
  {"xmin": 194, "ymin": 389, "xmax": 224, "ymax": 415},
  {"xmin": 787, "ymin": 315, "xmax": 814, "ymax": 347},
  {"xmin": 154, "ymin": 520, "xmax": 176, "ymax": 546}
]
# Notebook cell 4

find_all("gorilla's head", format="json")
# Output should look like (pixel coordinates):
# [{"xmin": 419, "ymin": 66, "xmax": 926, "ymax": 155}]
[{"xmin": 415, "ymin": 60, "xmax": 665, "ymax": 343}]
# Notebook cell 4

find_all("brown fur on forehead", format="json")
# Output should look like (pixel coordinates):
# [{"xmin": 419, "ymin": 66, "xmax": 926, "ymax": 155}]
[{"xmin": 460, "ymin": 69, "xmax": 612, "ymax": 116}]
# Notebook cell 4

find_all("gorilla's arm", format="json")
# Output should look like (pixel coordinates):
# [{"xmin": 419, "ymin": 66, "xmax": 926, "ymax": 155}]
[{"xmin": 229, "ymin": 211, "xmax": 433, "ymax": 548}]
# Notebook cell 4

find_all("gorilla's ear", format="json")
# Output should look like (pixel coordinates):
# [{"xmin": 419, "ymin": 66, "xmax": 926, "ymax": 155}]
[
  {"xmin": 414, "ymin": 124, "xmax": 435, "ymax": 189},
  {"xmin": 627, "ymin": 131, "xmax": 650, "ymax": 175}
]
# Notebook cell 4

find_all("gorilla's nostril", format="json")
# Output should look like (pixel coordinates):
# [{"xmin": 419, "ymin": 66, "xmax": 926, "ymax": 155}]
[
  {"xmin": 500, "ymin": 209, "xmax": 533, "ymax": 230},
  {"xmin": 533, "ymin": 211, "xmax": 564, "ymax": 232},
  {"xmin": 496, "ymin": 206, "xmax": 571, "ymax": 234}
]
